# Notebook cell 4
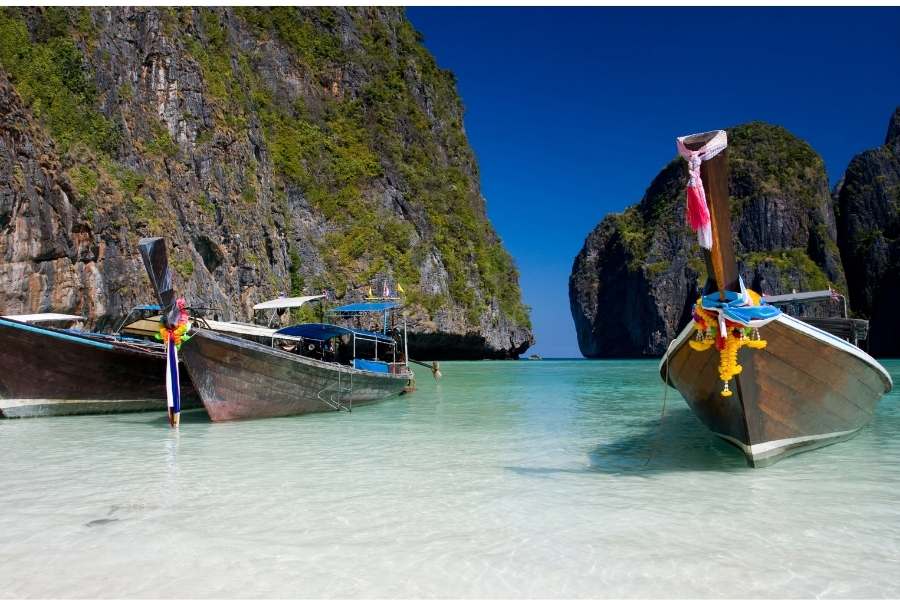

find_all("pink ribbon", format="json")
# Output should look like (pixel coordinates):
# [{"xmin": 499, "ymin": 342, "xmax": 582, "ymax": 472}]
[{"xmin": 675, "ymin": 131, "xmax": 727, "ymax": 250}]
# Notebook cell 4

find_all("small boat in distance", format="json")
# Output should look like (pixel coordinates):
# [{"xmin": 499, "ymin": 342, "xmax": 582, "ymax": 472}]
[
  {"xmin": 138, "ymin": 237, "xmax": 415, "ymax": 422},
  {"xmin": 660, "ymin": 129, "xmax": 892, "ymax": 467},
  {"xmin": 527, "ymin": 354, "xmax": 543, "ymax": 361},
  {"xmin": 0, "ymin": 311, "xmax": 198, "ymax": 418}
]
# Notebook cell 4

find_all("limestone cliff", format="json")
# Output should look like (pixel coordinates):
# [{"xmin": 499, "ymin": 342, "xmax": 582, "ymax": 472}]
[
  {"xmin": 0, "ymin": 7, "xmax": 533, "ymax": 358},
  {"xmin": 570, "ymin": 122, "xmax": 846, "ymax": 357},
  {"xmin": 835, "ymin": 107, "xmax": 900, "ymax": 356}
]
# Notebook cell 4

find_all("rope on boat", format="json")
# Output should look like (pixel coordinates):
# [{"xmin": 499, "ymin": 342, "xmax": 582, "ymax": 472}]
[
  {"xmin": 409, "ymin": 358, "xmax": 441, "ymax": 380},
  {"xmin": 643, "ymin": 341, "xmax": 673, "ymax": 467}
]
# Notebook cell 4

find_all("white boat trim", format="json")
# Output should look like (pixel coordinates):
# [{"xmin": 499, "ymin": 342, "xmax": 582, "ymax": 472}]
[
  {"xmin": 0, "ymin": 397, "xmax": 165, "ymax": 418},
  {"xmin": 0, "ymin": 398, "xmax": 161, "ymax": 408},
  {"xmin": 252, "ymin": 295, "xmax": 326, "ymax": 311},
  {"xmin": 122, "ymin": 317, "xmax": 278, "ymax": 338},
  {"xmin": 716, "ymin": 428, "xmax": 861, "ymax": 459},
  {"xmin": 659, "ymin": 314, "xmax": 892, "ymax": 392},
  {"xmin": 3, "ymin": 313, "xmax": 86, "ymax": 323},
  {"xmin": 658, "ymin": 322, "xmax": 694, "ymax": 373},
  {"xmin": 205, "ymin": 320, "xmax": 277, "ymax": 337},
  {"xmin": 777, "ymin": 313, "xmax": 892, "ymax": 389}
]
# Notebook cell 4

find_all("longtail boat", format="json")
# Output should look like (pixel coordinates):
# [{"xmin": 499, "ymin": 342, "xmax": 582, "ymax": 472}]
[
  {"xmin": 0, "ymin": 312, "xmax": 198, "ymax": 418},
  {"xmin": 119, "ymin": 294, "xmax": 326, "ymax": 345},
  {"xmin": 139, "ymin": 237, "xmax": 415, "ymax": 422},
  {"xmin": 660, "ymin": 129, "xmax": 893, "ymax": 467}
]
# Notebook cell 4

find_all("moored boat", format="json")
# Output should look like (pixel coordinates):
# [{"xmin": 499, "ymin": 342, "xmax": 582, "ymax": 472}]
[
  {"xmin": 182, "ymin": 323, "xmax": 413, "ymax": 421},
  {"xmin": 138, "ymin": 237, "xmax": 415, "ymax": 422},
  {"xmin": 659, "ymin": 129, "xmax": 893, "ymax": 467},
  {"xmin": 0, "ymin": 313, "xmax": 198, "ymax": 418}
]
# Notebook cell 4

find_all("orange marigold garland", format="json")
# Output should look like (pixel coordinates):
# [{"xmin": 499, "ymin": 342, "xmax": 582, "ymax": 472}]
[
  {"xmin": 156, "ymin": 297, "xmax": 192, "ymax": 349},
  {"xmin": 688, "ymin": 292, "xmax": 768, "ymax": 397}
]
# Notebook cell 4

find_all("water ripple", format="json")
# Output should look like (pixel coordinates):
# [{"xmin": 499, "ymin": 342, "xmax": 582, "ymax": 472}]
[{"xmin": 1, "ymin": 359, "xmax": 898, "ymax": 598}]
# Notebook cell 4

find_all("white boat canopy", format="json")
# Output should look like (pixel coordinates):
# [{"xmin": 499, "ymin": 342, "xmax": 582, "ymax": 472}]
[
  {"xmin": 3, "ymin": 313, "xmax": 86, "ymax": 323},
  {"xmin": 205, "ymin": 320, "xmax": 277, "ymax": 337},
  {"xmin": 122, "ymin": 315, "xmax": 277, "ymax": 338},
  {"xmin": 252, "ymin": 294, "xmax": 326, "ymax": 311}
]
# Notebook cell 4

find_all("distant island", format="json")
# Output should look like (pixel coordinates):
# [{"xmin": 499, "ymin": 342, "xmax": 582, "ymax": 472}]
[{"xmin": 570, "ymin": 111, "xmax": 900, "ymax": 358}]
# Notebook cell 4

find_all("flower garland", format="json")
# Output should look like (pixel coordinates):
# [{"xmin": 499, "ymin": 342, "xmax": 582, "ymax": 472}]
[
  {"xmin": 156, "ymin": 297, "xmax": 191, "ymax": 349},
  {"xmin": 688, "ymin": 293, "xmax": 767, "ymax": 397}
]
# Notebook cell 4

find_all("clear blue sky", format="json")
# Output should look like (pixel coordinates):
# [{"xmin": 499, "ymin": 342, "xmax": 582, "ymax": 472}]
[{"xmin": 406, "ymin": 7, "xmax": 900, "ymax": 358}]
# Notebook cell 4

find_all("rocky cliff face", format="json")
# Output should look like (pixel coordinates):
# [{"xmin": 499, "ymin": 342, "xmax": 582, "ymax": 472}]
[
  {"xmin": 835, "ymin": 107, "xmax": 900, "ymax": 356},
  {"xmin": 570, "ymin": 122, "xmax": 846, "ymax": 357},
  {"xmin": 0, "ymin": 7, "xmax": 532, "ymax": 358}
]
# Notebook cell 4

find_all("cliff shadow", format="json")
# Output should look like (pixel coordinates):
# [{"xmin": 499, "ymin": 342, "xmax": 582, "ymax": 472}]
[{"xmin": 407, "ymin": 331, "xmax": 529, "ymax": 360}]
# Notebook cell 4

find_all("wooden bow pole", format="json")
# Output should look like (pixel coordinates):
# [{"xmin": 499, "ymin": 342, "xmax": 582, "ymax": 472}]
[{"xmin": 683, "ymin": 132, "xmax": 739, "ymax": 299}]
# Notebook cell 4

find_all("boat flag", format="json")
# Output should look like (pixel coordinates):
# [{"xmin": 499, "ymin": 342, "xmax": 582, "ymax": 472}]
[
  {"xmin": 675, "ymin": 130, "xmax": 727, "ymax": 250},
  {"xmin": 165, "ymin": 333, "xmax": 181, "ymax": 427},
  {"xmin": 158, "ymin": 298, "xmax": 191, "ymax": 428}
]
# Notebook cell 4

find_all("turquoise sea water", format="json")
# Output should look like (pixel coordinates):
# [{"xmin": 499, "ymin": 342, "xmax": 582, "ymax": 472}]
[{"xmin": 1, "ymin": 359, "xmax": 899, "ymax": 598}]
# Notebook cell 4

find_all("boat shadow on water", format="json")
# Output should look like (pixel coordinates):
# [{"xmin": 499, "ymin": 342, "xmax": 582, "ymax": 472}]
[
  {"xmin": 586, "ymin": 408, "xmax": 751, "ymax": 474},
  {"xmin": 508, "ymin": 408, "xmax": 750, "ymax": 477},
  {"xmin": 108, "ymin": 408, "xmax": 212, "ymax": 428}
]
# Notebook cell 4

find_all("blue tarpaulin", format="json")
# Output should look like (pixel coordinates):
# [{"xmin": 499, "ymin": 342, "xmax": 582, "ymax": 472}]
[
  {"xmin": 700, "ymin": 278, "xmax": 781, "ymax": 326},
  {"xmin": 275, "ymin": 323, "xmax": 393, "ymax": 343},
  {"xmin": 353, "ymin": 358, "xmax": 390, "ymax": 373},
  {"xmin": 329, "ymin": 302, "xmax": 397, "ymax": 313}
]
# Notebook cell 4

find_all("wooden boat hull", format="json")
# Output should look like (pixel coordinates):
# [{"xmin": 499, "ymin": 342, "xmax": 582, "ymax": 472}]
[
  {"xmin": 181, "ymin": 328, "xmax": 413, "ymax": 422},
  {"xmin": 660, "ymin": 314, "xmax": 893, "ymax": 467},
  {"xmin": 0, "ymin": 317, "xmax": 198, "ymax": 418}
]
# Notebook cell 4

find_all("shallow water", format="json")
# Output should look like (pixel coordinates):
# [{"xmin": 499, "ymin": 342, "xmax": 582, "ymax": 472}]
[{"xmin": 1, "ymin": 359, "xmax": 898, "ymax": 598}]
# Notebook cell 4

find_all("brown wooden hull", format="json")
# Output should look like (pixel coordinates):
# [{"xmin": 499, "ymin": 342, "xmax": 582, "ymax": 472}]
[
  {"xmin": 181, "ymin": 328, "xmax": 413, "ymax": 422},
  {"xmin": 660, "ymin": 314, "xmax": 892, "ymax": 467},
  {"xmin": 0, "ymin": 317, "xmax": 199, "ymax": 418}
]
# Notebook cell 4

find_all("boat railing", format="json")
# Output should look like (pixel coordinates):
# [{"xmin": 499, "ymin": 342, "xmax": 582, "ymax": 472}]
[
  {"xmin": 763, "ymin": 289, "xmax": 868, "ymax": 346},
  {"xmin": 763, "ymin": 288, "xmax": 848, "ymax": 317},
  {"xmin": 316, "ymin": 365, "xmax": 353, "ymax": 412}
]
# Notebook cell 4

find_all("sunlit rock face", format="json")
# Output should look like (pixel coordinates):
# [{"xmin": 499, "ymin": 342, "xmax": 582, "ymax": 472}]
[
  {"xmin": 0, "ymin": 7, "xmax": 532, "ymax": 358},
  {"xmin": 835, "ymin": 107, "xmax": 900, "ymax": 357},
  {"xmin": 570, "ymin": 122, "xmax": 846, "ymax": 358}
]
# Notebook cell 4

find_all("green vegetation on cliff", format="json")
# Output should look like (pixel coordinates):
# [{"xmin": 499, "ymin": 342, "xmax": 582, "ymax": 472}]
[
  {"xmin": 0, "ymin": 6, "xmax": 531, "ymax": 343},
  {"xmin": 194, "ymin": 7, "xmax": 529, "ymax": 327},
  {"xmin": 571, "ymin": 121, "xmax": 845, "ymax": 358},
  {"xmin": 0, "ymin": 8, "xmax": 119, "ymax": 153},
  {"xmin": 608, "ymin": 123, "xmax": 839, "ymax": 289},
  {"xmin": 728, "ymin": 122, "xmax": 826, "ymax": 212}
]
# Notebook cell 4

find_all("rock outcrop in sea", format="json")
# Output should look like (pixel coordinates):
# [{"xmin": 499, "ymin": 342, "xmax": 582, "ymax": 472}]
[
  {"xmin": 570, "ymin": 122, "xmax": 846, "ymax": 358},
  {"xmin": 0, "ymin": 7, "xmax": 533, "ymax": 358},
  {"xmin": 835, "ymin": 107, "xmax": 900, "ymax": 356}
]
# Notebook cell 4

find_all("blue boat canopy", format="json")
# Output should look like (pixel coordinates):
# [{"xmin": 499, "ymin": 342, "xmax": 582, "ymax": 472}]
[
  {"xmin": 132, "ymin": 304, "xmax": 161, "ymax": 311},
  {"xmin": 275, "ymin": 323, "xmax": 394, "ymax": 343},
  {"xmin": 329, "ymin": 301, "xmax": 397, "ymax": 313}
]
